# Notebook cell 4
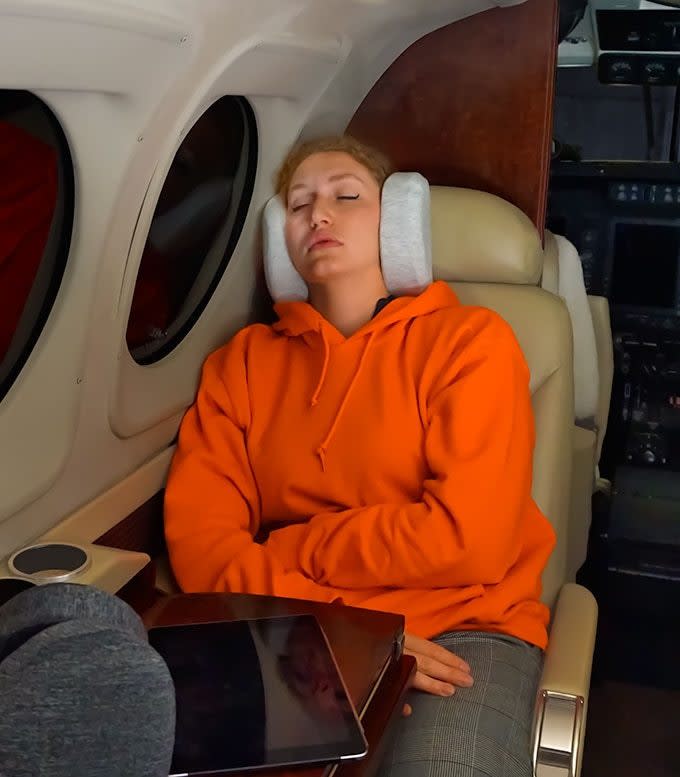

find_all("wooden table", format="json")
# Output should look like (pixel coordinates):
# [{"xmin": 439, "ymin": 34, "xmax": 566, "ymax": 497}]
[{"xmin": 142, "ymin": 591, "xmax": 416, "ymax": 777}]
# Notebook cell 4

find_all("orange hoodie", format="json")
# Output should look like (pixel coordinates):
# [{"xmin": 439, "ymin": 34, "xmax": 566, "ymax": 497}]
[{"xmin": 165, "ymin": 281, "xmax": 556, "ymax": 648}]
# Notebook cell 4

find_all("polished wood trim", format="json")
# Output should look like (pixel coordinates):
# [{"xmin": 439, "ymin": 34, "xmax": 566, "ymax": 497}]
[
  {"xmin": 94, "ymin": 489, "xmax": 165, "ymax": 556},
  {"xmin": 115, "ymin": 560, "xmax": 161, "ymax": 613},
  {"xmin": 348, "ymin": 0, "xmax": 558, "ymax": 233},
  {"xmin": 95, "ymin": 490, "xmax": 167, "ymax": 604},
  {"xmin": 338, "ymin": 656, "xmax": 415, "ymax": 777}
]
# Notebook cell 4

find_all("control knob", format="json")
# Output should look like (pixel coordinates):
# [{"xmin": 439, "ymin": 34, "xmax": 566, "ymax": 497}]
[
  {"xmin": 609, "ymin": 60, "xmax": 633, "ymax": 82},
  {"xmin": 644, "ymin": 62, "xmax": 667, "ymax": 84},
  {"xmin": 642, "ymin": 449, "xmax": 657, "ymax": 465}
]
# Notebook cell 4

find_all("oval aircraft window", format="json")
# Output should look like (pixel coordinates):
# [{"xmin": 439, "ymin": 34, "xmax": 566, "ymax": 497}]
[
  {"xmin": 0, "ymin": 90, "xmax": 73, "ymax": 402},
  {"xmin": 126, "ymin": 96, "xmax": 257, "ymax": 364}
]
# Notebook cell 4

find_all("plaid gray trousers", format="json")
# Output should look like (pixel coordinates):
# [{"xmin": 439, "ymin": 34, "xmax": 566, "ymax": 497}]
[{"xmin": 378, "ymin": 631, "xmax": 542, "ymax": 777}]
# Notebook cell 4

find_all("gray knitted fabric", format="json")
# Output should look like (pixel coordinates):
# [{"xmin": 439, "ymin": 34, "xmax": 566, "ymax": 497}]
[{"xmin": 0, "ymin": 583, "xmax": 175, "ymax": 777}]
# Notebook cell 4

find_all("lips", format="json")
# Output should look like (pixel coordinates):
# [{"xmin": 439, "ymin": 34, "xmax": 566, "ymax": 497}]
[{"xmin": 307, "ymin": 233, "xmax": 342, "ymax": 253}]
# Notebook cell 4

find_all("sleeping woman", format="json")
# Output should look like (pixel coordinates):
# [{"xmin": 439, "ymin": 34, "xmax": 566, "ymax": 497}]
[{"xmin": 164, "ymin": 135, "xmax": 555, "ymax": 777}]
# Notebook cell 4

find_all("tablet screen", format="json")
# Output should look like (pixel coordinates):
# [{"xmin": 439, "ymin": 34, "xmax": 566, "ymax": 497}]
[{"xmin": 148, "ymin": 614, "xmax": 368, "ymax": 776}]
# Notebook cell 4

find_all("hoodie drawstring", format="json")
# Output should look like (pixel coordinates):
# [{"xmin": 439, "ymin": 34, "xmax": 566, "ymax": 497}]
[
  {"xmin": 310, "ymin": 325, "xmax": 330, "ymax": 407},
  {"xmin": 316, "ymin": 331, "xmax": 376, "ymax": 472}
]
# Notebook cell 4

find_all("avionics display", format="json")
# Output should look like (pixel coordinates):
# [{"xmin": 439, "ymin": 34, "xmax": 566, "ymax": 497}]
[{"xmin": 610, "ymin": 222, "xmax": 680, "ymax": 312}]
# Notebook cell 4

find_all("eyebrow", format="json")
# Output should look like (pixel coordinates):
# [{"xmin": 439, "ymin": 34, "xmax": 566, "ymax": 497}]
[{"xmin": 289, "ymin": 172, "xmax": 367, "ymax": 193}]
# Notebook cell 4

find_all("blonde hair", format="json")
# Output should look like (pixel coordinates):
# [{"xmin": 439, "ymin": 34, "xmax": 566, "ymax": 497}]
[{"xmin": 275, "ymin": 135, "xmax": 393, "ymax": 202}]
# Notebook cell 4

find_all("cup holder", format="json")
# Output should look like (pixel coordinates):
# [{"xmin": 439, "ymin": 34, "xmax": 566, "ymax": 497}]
[
  {"xmin": 0, "ymin": 577, "xmax": 36, "ymax": 607},
  {"xmin": 8, "ymin": 542, "xmax": 91, "ymax": 584}
]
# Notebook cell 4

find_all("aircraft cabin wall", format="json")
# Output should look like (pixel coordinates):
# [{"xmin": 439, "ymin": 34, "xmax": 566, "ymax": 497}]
[{"xmin": 0, "ymin": 0, "xmax": 522, "ymax": 560}]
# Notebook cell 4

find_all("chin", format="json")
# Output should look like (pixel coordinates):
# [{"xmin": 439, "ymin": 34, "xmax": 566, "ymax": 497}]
[{"xmin": 303, "ymin": 256, "xmax": 347, "ymax": 283}]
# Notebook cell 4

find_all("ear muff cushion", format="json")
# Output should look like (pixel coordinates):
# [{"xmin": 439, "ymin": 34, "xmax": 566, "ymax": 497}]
[
  {"xmin": 262, "ymin": 195, "xmax": 308, "ymax": 303},
  {"xmin": 379, "ymin": 172, "xmax": 432, "ymax": 295},
  {"xmin": 0, "ymin": 619, "xmax": 175, "ymax": 777}
]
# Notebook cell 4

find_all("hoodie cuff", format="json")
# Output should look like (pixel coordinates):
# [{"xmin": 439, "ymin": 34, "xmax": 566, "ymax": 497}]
[{"xmin": 264, "ymin": 523, "xmax": 307, "ymax": 575}]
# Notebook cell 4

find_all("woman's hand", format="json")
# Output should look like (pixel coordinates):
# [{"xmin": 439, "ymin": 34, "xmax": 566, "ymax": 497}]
[{"xmin": 402, "ymin": 633, "xmax": 473, "ymax": 716}]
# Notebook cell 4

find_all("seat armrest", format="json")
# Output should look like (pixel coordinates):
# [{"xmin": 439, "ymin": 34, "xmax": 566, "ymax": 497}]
[{"xmin": 532, "ymin": 583, "xmax": 598, "ymax": 777}]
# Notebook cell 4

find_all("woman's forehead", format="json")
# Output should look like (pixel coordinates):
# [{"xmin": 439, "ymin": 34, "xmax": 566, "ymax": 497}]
[{"xmin": 289, "ymin": 151, "xmax": 373, "ymax": 188}]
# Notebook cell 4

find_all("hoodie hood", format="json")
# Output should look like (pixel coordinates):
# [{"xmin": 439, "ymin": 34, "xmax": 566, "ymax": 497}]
[
  {"xmin": 271, "ymin": 281, "xmax": 460, "ymax": 470},
  {"xmin": 272, "ymin": 280, "xmax": 459, "ymax": 342}
]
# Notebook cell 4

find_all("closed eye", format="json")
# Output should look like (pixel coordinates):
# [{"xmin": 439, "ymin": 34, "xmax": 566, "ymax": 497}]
[
  {"xmin": 291, "ymin": 203, "xmax": 309, "ymax": 213},
  {"xmin": 338, "ymin": 194, "xmax": 359, "ymax": 201}
]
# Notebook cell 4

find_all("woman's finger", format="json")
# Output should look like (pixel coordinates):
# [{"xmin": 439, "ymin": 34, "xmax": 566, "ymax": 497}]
[
  {"xmin": 410, "ymin": 651, "xmax": 473, "ymax": 687},
  {"xmin": 410, "ymin": 668, "xmax": 455, "ymax": 697},
  {"xmin": 402, "ymin": 702, "xmax": 412, "ymax": 717},
  {"xmin": 402, "ymin": 634, "xmax": 474, "ymax": 700},
  {"xmin": 404, "ymin": 634, "xmax": 471, "ymax": 674}
]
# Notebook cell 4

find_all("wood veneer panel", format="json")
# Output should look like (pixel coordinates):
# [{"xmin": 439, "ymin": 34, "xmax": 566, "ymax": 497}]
[{"xmin": 348, "ymin": 0, "xmax": 558, "ymax": 233}]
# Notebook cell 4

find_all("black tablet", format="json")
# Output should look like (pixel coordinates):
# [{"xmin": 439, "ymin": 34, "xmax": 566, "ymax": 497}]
[{"xmin": 148, "ymin": 614, "xmax": 368, "ymax": 776}]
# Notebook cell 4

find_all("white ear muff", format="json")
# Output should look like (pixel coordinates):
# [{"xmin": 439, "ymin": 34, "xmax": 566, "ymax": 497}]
[
  {"xmin": 262, "ymin": 196, "xmax": 308, "ymax": 303},
  {"xmin": 380, "ymin": 172, "xmax": 433, "ymax": 295}
]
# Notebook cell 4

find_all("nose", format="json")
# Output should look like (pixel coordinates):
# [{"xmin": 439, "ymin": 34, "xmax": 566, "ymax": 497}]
[{"xmin": 310, "ymin": 196, "xmax": 333, "ymax": 228}]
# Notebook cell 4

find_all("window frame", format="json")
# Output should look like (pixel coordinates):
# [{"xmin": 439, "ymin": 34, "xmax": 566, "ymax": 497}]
[
  {"xmin": 127, "ymin": 95, "xmax": 258, "ymax": 366},
  {"xmin": 0, "ymin": 90, "xmax": 75, "ymax": 403}
]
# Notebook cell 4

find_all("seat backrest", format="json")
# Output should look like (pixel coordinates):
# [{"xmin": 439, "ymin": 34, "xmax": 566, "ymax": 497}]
[
  {"xmin": 544, "ymin": 229, "xmax": 614, "ymax": 521},
  {"xmin": 543, "ymin": 231, "xmax": 598, "ymax": 580},
  {"xmin": 430, "ymin": 188, "xmax": 574, "ymax": 605},
  {"xmin": 543, "ymin": 230, "xmax": 613, "ymax": 454},
  {"xmin": 543, "ymin": 231, "xmax": 598, "ymax": 422}
]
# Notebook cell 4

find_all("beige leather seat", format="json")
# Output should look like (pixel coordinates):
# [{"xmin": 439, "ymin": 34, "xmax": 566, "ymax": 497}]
[
  {"xmin": 543, "ymin": 231, "xmax": 614, "ymax": 581},
  {"xmin": 543, "ymin": 231, "xmax": 614, "ymax": 474},
  {"xmin": 431, "ymin": 188, "xmax": 597, "ymax": 777}
]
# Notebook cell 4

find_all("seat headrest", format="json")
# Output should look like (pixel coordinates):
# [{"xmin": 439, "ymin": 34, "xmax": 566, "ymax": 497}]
[
  {"xmin": 263, "ymin": 172, "xmax": 433, "ymax": 302},
  {"xmin": 430, "ymin": 187, "xmax": 542, "ymax": 285}
]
